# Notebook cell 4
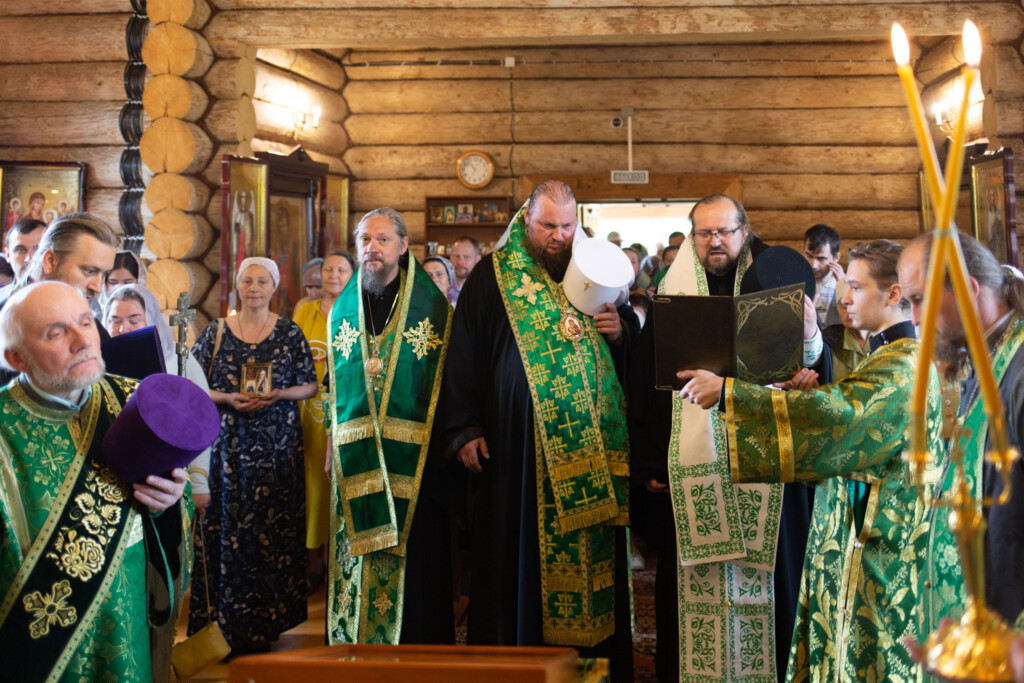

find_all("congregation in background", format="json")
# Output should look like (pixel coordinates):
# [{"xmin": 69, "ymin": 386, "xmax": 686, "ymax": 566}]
[{"xmin": 0, "ymin": 192, "xmax": 1022, "ymax": 683}]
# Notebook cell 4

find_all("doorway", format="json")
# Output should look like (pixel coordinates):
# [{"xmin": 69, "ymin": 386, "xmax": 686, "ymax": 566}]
[{"xmin": 578, "ymin": 200, "xmax": 694, "ymax": 257}]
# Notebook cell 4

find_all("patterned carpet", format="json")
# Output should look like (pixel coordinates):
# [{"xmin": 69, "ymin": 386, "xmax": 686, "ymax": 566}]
[{"xmin": 631, "ymin": 538, "xmax": 659, "ymax": 682}]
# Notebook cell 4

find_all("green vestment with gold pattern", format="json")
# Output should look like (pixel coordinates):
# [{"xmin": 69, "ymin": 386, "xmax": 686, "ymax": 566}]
[
  {"xmin": 492, "ymin": 206, "xmax": 630, "ymax": 647},
  {"xmin": 325, "ymin": 256, "xmax": 452, "ymax": 645},
  {"xmin": 919, "ymin": 315, "xmax": 1024, "ymax": 654},
  {"xmin": 0, "ymin": 375, "xmax": 186, "ymax": 682},
  {"xmin": 725, "ymin": 337, "xmax": 943, "ymax": 683}
]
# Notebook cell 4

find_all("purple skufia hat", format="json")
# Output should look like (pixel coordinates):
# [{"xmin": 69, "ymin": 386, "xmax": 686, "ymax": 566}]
[{"xmin": 103, "ymin": 373, "xmax": 220, "ymax": 483}]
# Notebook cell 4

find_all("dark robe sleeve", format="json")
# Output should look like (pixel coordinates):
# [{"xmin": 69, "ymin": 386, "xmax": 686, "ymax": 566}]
[
  {"xmin": 984, "ymin": 346, "xmax": 1024, "ymax": 623},
  {"xmin": 442, "ymin": 256, "xmax": 497, "ymax": 458}
]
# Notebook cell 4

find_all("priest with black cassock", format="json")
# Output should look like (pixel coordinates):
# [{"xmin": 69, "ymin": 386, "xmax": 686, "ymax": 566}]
[
  {"xmin": 628, "ymin": 194, "xmax": 830, "ymax": 682},
  {"xmin": 444, "ymin": 180, "xmax": 635, "ymax": 680}
]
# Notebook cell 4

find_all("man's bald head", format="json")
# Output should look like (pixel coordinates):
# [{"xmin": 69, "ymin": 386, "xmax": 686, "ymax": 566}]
[
  {"xmin": 0, "ymin": 281, "xmax": 105, "ymax": 396},
  {"xmin": 896, "ymin": 235, "xmax": 930, "ymax": 326}
]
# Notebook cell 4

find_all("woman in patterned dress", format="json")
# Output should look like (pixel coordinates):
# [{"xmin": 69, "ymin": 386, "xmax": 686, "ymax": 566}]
[{"xmin": 187, "ymin": 257, "xmax": 318, "ymax": 653}]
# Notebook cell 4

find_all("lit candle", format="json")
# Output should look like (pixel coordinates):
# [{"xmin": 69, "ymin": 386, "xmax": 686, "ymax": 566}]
[{"xmin": 891, "ymin": 23, "xmax": 944, "ymax": 211}]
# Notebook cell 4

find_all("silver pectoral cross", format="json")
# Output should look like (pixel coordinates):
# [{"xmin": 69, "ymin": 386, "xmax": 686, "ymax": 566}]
[{"xmin": 168, "ymin": 292, "xmax": 196, "ymax": 377}]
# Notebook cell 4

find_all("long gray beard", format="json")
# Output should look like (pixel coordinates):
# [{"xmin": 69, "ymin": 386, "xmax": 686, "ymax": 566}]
[{"xmin": 362, "ymin": 264, "xmax": 394, "ymax": 296}]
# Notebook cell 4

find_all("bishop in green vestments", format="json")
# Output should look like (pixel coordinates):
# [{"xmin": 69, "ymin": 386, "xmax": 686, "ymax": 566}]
[
  {"xmin": 681, "ymin": 240, "xmax": 943, "ymax": 683},
  {"xmin": 325, "ymin": 208, "xmax": 454, "ymax": 646},
  {"xmin": 0, "ymin": 281, "xmax": 188, "ymax": 682}
]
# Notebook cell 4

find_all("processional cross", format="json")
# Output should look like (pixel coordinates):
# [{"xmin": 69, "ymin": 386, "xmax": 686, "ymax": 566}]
[{"xmin": 169, "ymin": 292, "xmax": 196, "ymax": 377}]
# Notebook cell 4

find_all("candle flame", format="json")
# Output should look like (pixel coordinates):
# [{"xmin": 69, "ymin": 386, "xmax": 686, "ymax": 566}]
[
  {"xmin": 932, "ymin": 103, "xmax": 943, "ymax": 125},
  {"xmin": 891, "ymin": 24, "xmax": 911, "ymax": 66},
  {"xmin": 963, "ymin": 20, "xmax": 981, "ymax": 68}
]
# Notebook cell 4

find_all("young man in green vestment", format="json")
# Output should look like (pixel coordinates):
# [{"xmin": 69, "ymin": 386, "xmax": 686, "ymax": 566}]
[
  {"xmin": 898, "ymin": 233, "xmax": 1024, "ymax": 679},
  {"xmin": 0, "ymin": 281, "xmax": 188, "ymax": 682},
  {"xmin": 680, "ymin": 239, "xmax": 944, "ymax": 683},
  {"xmin": 324, "ymin": 207, "xmax": 454, "ymax": 646}
]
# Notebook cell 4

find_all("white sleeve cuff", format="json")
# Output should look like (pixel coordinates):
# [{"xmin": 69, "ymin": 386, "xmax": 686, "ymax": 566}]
[{"xmin": 803, "ymin": 328, "xmax": 823, "ymax": 367}]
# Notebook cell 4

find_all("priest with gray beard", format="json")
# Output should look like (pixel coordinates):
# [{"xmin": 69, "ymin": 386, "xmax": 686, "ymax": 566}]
[{"xmin": 322, "ymin": 207, "xmax": 454, "ymax": 645}]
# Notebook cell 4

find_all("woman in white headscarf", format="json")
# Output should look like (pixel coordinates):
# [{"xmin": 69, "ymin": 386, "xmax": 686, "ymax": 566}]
[
  {"xmin": 186, "ymin": 257, "xmax": 317, "ymax": 654},
  {"xmin": 103, "ymin": 283, "xmax": 212, "ymax": 511}
]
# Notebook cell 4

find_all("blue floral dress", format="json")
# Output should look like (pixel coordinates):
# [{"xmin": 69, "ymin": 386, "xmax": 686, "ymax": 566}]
[{"xmin": 187, "ymin": 317, "xmax": 316, "ymax": 650}]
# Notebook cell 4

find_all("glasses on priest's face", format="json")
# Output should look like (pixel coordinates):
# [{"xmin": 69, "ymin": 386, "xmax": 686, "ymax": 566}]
[{"xmin": 691, "ymin": 226, "xmax": 745, "ymax": 243}]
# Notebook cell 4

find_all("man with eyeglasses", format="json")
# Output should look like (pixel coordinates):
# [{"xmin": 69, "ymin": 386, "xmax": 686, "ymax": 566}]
[{"xmin": 629, "ymin": 194, "xmax": 824, "ymax": 682}]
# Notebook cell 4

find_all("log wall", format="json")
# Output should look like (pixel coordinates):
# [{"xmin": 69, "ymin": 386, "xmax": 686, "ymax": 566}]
[
  {"xmin": 0, "ymin": 7, "xmax": 133, "ymax": 230},
  {"xmin": 342, "ymin": 42, "xmax": 932, "ymax": 258},
  {"xmin": 920, "ymin": 31, "xmax": 1024, "ymax": 264}
]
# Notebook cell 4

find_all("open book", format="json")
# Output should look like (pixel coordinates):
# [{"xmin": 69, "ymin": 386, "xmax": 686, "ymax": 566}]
[{"xmin": 653, "ymin": 283, "xmax": 804, "ymax": 390}]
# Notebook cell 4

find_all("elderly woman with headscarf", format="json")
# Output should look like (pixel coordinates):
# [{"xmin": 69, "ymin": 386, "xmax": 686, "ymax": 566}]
[
  {"xmin": 423, "ymin": 254, "xmax": 458, "ymax": 306},
  {"xmin": 103, "ymin": 283, "xmax": 213, "ymax": 511},
  {"xmin": 291, "ymin": 249, "xmax": 355, "ymax": 590},
  {"xmin": 186, "ymin": 257, "xmax": 318, "ymax": 654}
]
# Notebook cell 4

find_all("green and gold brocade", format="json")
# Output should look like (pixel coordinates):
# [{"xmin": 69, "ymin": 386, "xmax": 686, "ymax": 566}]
[
  {"xmin": 920, "ymin": 316, "xmax": 1024, "ymax": 646},
  {"xmin": 493, "ymin": 205, "xmax": 629, "ymax": 647},
  {"xmin": 725, "ymin": 338, "xmax": 943, "ymax": 683},
  {"xmin": 0, "ymin": 376, "xmax": 163, "ymax": 682},
  {"xmin": 325, "ymin": 257, "xmax": 451, "ymax": 645}
]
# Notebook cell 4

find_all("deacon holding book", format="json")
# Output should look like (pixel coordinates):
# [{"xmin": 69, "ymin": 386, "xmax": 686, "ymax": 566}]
[
  {"xmin": 680, "ymin": 239, "xmax": 943, "ymax": 681},
  {"xmin": 0, "ymin": 281, "xmax": 189, "ymax": 681},
  {"xmin": 629, "ymin": 194, "xmax": 827, "ymax": 682},
  {"xmin": 324, "ymin": 207, "xmax": 454, "ymax": 645},
  {"xmin": 444, "ymin": 180, "xmax": 636, "ymax": 680}
]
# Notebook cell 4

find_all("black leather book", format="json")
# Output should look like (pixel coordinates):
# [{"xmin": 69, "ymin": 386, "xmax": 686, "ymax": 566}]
[{"xmin": 653, "ymin": 283, "xmax": 804, "ymax": 390}]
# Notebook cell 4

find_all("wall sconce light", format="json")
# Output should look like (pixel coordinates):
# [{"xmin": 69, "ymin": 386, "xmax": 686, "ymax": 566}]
[
  {"xmin": 292, "ymin": 105, "xmax": 322, "ymax": 133},
  {"xmin": 931, "ymin": 77, "xmax": 984, "ymax": 134}
]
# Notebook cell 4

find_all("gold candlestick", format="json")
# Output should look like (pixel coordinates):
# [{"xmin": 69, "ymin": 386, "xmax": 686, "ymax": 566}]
[{"xmin": 894, "ymin": 19, "xmax": 1022, "ymax": 682}]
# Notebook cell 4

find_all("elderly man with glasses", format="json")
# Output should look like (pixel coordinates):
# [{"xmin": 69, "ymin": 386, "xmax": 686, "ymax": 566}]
[{"xmin": 629, "ymin": 194, "xmax": 827, "ymax": 682}]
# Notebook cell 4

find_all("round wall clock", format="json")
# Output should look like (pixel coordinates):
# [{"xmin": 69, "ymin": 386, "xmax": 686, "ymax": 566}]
[{"xmin": 456, "ymin": 150, "xmax": 494, "ymax": 190}]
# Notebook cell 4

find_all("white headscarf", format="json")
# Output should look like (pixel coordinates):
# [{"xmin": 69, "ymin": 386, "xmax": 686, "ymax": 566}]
[
  {"xmin": 103, "ymin": 283, "xmax": 175, "ymax": 359},
  {"xmin": 236, "ymin": 257, "xmax": 280, "ymax": 289}
]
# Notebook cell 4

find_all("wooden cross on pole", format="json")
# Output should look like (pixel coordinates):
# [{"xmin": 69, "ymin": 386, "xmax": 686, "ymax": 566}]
[{"xmin": 168, "ymin": 292, "xmax": 195, "ymax": 377}]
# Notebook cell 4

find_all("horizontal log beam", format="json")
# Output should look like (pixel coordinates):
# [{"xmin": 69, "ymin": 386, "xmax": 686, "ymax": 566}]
[
  {"xmin": 347, "ymin": 41, "xmax": 913, "ymax": 67},
  {"xmin": 143, "ymin": 74, "xmax": 210, "ymax": 121},
  {"xmin": 148, "ymin": 0, "xmax": 212, "ymax": 29},
  {"xmin": 747, "ymin": 209, "xmax": 921, "ymax": 241},
  {"xmin": 343, "ymin": 145, "xmax": 511, "ymax": 180},
  {"xmin": 84, "ymin": 188, "xmax": 123, "ymax": 227},
  {"xmin": 346, "ymin": 41, "xmax": 910, "ymax": 80},
  {"xmin": 350, "ymin": 178, "xmax": 515, "ymax": 212},
  {"xmin": 743, "ymin": 173, "xmax": 918, "ymax": 209},
  {"xmin": 511, "ymin": 143, "xmax": 921, "ymax": 176},
  {"xmin": 143, "ymin": 22, "xmax": 215, "ymax": 78},
  {"xmin": 257, "ymin": 47, "xmax": 346, "ymax": 90},
  {"xmin": 202, "ymin": 57, "xmax": 257, "ymax": 99},
  {"xmin": 206, "ymin": 96, "xmax": 257, "ymax": 142},
  {"xmin": 513, "ymin": 107, "xmax": 915, "ymax": 144},
  {"xmin": 514, "ymin": 76, "xmax": 905, "ymax": 111},
  {"xmin": 204, "ymin": 5, "xmax": 1024, "ymax": 50},
  {"xmin": 0, "ymin": 15, "xmax": 131, "ymax": 63},
  {"xmin": 345, "ymin": 113, "xmax": 512, "ymax": 145},
  {"xmin": 3, "ymin": 1, "xmax": 130, "ymax": 15},
  {"xmin": 254, "ymin": 60, "xmax": 348, "ymax": 120},
  {"xmin": 0, "ymin": 146, "xmax": 126, "ymax": 188},
  {"xmin": 252, "ymin": 98, "xmax": 348, "ymax": 157},
  {"xmin": 0, "ymin": 102, "xmax": 123, "ymax": 146},
  {"xmin": 345, "ymin": 79, "xmax": 509, "ymax": 114},
  {"xmin": 0, "ymin": 62, "xmax": 126, "ymax": 102}
]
